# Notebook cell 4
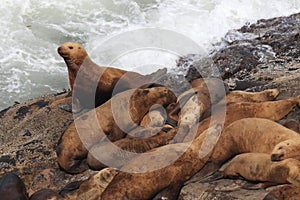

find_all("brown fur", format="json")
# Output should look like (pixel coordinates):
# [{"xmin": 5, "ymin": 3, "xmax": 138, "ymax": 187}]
[
  {"xmin": 178, "ymin": 78, "xmax": 226, "ymax": 128},
  {"xmin": 101, "ymin": 124, "xmax": 222, "ymax": 199},
  {"xmin": 271, "ymin": 138, "xmax": 300, "ymax": 161},
  {"xmin": 58, "ymin": 42, "xmax": 155, "ymax": 108},
  {"xmin": 0, "ymin": 172, "xmax": 28, "ymax": 200},
  {"xmin": 184, "ymin": 96, "xmax": 300, "ymax": 142},
  {"xmin": 56, "ymin": 87, "xmax": 176, "ymax": 174},
  {"xmin": 220, "ymin": 153, "xmax": 300, "ymax": 186},
  {"xmin": 87, "ymin": 127, "xmax": 178, "ymax": 170},
  {"xmin": 30, "ymin": 189, "xmax": 63, "ymax": 200},
  {"xmin": 219, "ymin": 89, "xmax": 279, "ymax": 104},
  {"xmin": 102, "ymin": 118, "xmax": 299, "ymax": 199}
]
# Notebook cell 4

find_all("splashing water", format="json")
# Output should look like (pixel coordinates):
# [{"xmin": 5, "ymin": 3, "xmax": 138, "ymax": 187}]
[{"xmin": 1, "ymin": 0, "xmax": 300, "ymax": 110}]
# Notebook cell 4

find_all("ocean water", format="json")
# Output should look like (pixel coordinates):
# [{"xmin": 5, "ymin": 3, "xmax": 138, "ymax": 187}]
[{"xmin": 1, "ymin": 0, "xmax": 300, "ymax": 110}]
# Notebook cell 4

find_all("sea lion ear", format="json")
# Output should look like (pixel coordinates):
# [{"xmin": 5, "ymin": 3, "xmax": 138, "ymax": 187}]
[{"xmin": 142, "ymin": 90, "xmax": 150, "ymax": 95}]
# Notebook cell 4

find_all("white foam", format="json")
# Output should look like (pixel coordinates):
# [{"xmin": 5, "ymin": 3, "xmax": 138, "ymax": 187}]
[{"xmin": 1, "ymin": 0, "xmax": 300, "ymax": 110}]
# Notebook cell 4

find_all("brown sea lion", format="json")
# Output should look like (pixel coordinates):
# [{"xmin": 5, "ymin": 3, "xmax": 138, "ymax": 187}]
[
  {"xmin": 0, "ymin": 172, "xmax": 28, "ymax": 200},
  {"xmin": 62, "ymin": 168, "xmax": 117, "ymax": 200},
  {"xmin": 102, "ymin": 118, "xmax": 300, "ymax": 199},
  {"xmin": 58, "ymin": 42, "xmax": 157, "ymax": 109},
  {"xmin": 87, "ymin": 127, "xmax": 179, "ymax": 170},
  {"xmin": 101, "ymin": 124, "xmax": 222, "ymax": 199},
  {"xmin": 57, "ymin": 87, "xmax": 176, "ymax": 174},
  {"xmin": 219, "ymin": 88, "xmax": 279, "ymax": 104},
  {"xmin": 184, "ymin": 95, "xmax": 300, "ymax": 142},
  {"xmin": 208, "ymin": 153, "xmax": 300, "ymax": 186},
  {"xmin": 271, "ymin": 138, "xmax": 300, "ymax": 161},
  {"xmin": 30, "ymin": 189, "xmax": 63, "ymax": 200},
  {"xmin": 177, "ymin": 78, "xmax": 226, "ymax": 128}
]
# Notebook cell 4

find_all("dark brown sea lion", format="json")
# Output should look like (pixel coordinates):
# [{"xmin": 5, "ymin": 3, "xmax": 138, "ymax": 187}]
[
  {"xmin": 57, "ymin": 87, "xmax": 176, "ymax": 174},
  {"xmin": 58, "ymin": 42, "xmax": 158, "ymax": 109},
  {"xmin": 102, "ymin": 118, "xmax": 300, "ymax": 199},
  {"xmin": 29, "ymin": 189, "xmax": 63, "ymax": 200},
  {"xmin": 0, "ymin": 172, "xmax": 28, "ymax": 200}
]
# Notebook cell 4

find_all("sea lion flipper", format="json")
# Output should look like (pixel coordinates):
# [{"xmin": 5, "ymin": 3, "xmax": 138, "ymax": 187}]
[
  {"xmin": 241, "ymin": 182, "xmax": 277, "ymax": 190},
  {"xmin": 198, "ymin": 171, "xmax": 226, "ymax": 183}
]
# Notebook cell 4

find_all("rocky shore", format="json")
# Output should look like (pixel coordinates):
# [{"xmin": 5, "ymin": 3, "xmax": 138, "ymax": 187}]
[{"xmin": 1, "ymin": 12, "xmax": 300, "ymax": 199}]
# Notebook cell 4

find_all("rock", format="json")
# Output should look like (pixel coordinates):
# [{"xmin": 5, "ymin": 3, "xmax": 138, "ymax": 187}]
[
  {"xmin": 1, "ymin": 11, "xmax": 300, "ymax": 199},
  {"xmin": 179, "ymin": 179, "xmax": 269, "ymax": 200}
]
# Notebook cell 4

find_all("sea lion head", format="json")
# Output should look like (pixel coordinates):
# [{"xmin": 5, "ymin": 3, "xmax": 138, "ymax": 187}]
[
  {"xmin": 271, "ymin": 138, "xmax": 300, "ymax": 161},
  {"xmin": 58, "ymin": 42, "xmax": 88, "ymax": 67}
]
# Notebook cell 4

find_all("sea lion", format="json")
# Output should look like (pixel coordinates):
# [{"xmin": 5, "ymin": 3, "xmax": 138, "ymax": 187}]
[
  {"xmin": 102, "ymin": 118, "xmax": 300, "ymax": 199},
  {"xmin": 57, "ymin": 87, "xmax": 176, "ymax": 174},
  {"xmin": 58, "ymin": 42, "xmax": 157, "ymax": 109},
  {"xmin": 87, "ymin": 127, "xmax": 179, "ymax": 170},
  {"xmin": 29, "ymin": 189, "xmax": 63, "ymax": 200},
  {"xmin": 219, "ymin": 88, "xmax": 279, "ymax": 104},
  {"xmin": 184, "ymin": 95, "xmax": 300, "ymax": 142},
  {"xmin": 101, "ymin": 124, "xmax": 222, "ymax": 199},
  {"xmin": 271, "ymin": 138, "xmax": 300, "ymax": 161},
  {"xmin": 205, "ymin": 153, "xmax": 300, "ymax": 186},
  {"xmin": 0, "ymin": 172, "xmax": 28, "ymax": 200},
  {"xmin": 62, "ymin": 168, "xmax": 117, "ymax": 200},
  {"xmin": 177, "ymin": 78, "xmax": 226, "ymax": 128}
]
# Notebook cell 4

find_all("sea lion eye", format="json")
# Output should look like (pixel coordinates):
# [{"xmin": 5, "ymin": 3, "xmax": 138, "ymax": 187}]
[{"xmin": 68, "ymin": 46, "xmax": 74, "ymax": 49}]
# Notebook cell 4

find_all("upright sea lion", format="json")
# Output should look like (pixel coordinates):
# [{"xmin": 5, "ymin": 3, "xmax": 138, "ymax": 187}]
[
  {"xmin": 206, "ymin": 153, "xmax": 300, "ymax": 186},
  {"xmin": 271, "ymin": 138, "xmax": 300, "ymax": 161},
  {"xmin": 57, "ymin": 87, "xmax": 176, "ymax": 174},
  {"xmin": 102, "ymin": 118, "xmax": 300, "ymax": 199},
  {"xmin": 0, "ymin": 172, "xmax": 28, "ymax": 200},
  {"xmin": 58, "ymin": 42, "xmax": 158, "ymax": 109}
]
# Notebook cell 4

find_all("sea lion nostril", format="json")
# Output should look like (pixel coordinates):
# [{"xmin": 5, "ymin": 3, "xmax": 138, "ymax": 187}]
[
  {"xmin": 271, "ymin": 154, "xmax": 284, "ymax": 161},
  {"xmin": 58, "ymin": 47, "xmax": 61, "ymax": 52}
]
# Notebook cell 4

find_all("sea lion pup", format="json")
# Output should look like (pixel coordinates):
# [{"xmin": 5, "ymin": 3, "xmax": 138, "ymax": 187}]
[
  {"xmin": 184, "ymin": 95, "xmax": 300, "ymax": 141},
  {"xmin": 30, "ymin": 189, "xmax": 63, "ymax": 200},
  {"xmin": 58, "ymin": 42, "xmax": 157, "ymax": 109},
  {"xmin": 0, "ymin": 172, "xmax": 28, "ymax": 200},
  {"xmin": 61, "ymin": 168, "xmax": 117, "ymax": 200},
  {"xmin": 101, "ymin": 118, "xmax": 299, "ymax": 199},
  {"xmin": 57, "ymin": 87, "xmax": 176, "ymax": 174},
  {"xmin": 271, "ymin": 138, "xmax": 300, "ymax": 161},
  {"xmin": 203, "ymin": 153, "xmax": 300, "ymax": 186}
]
